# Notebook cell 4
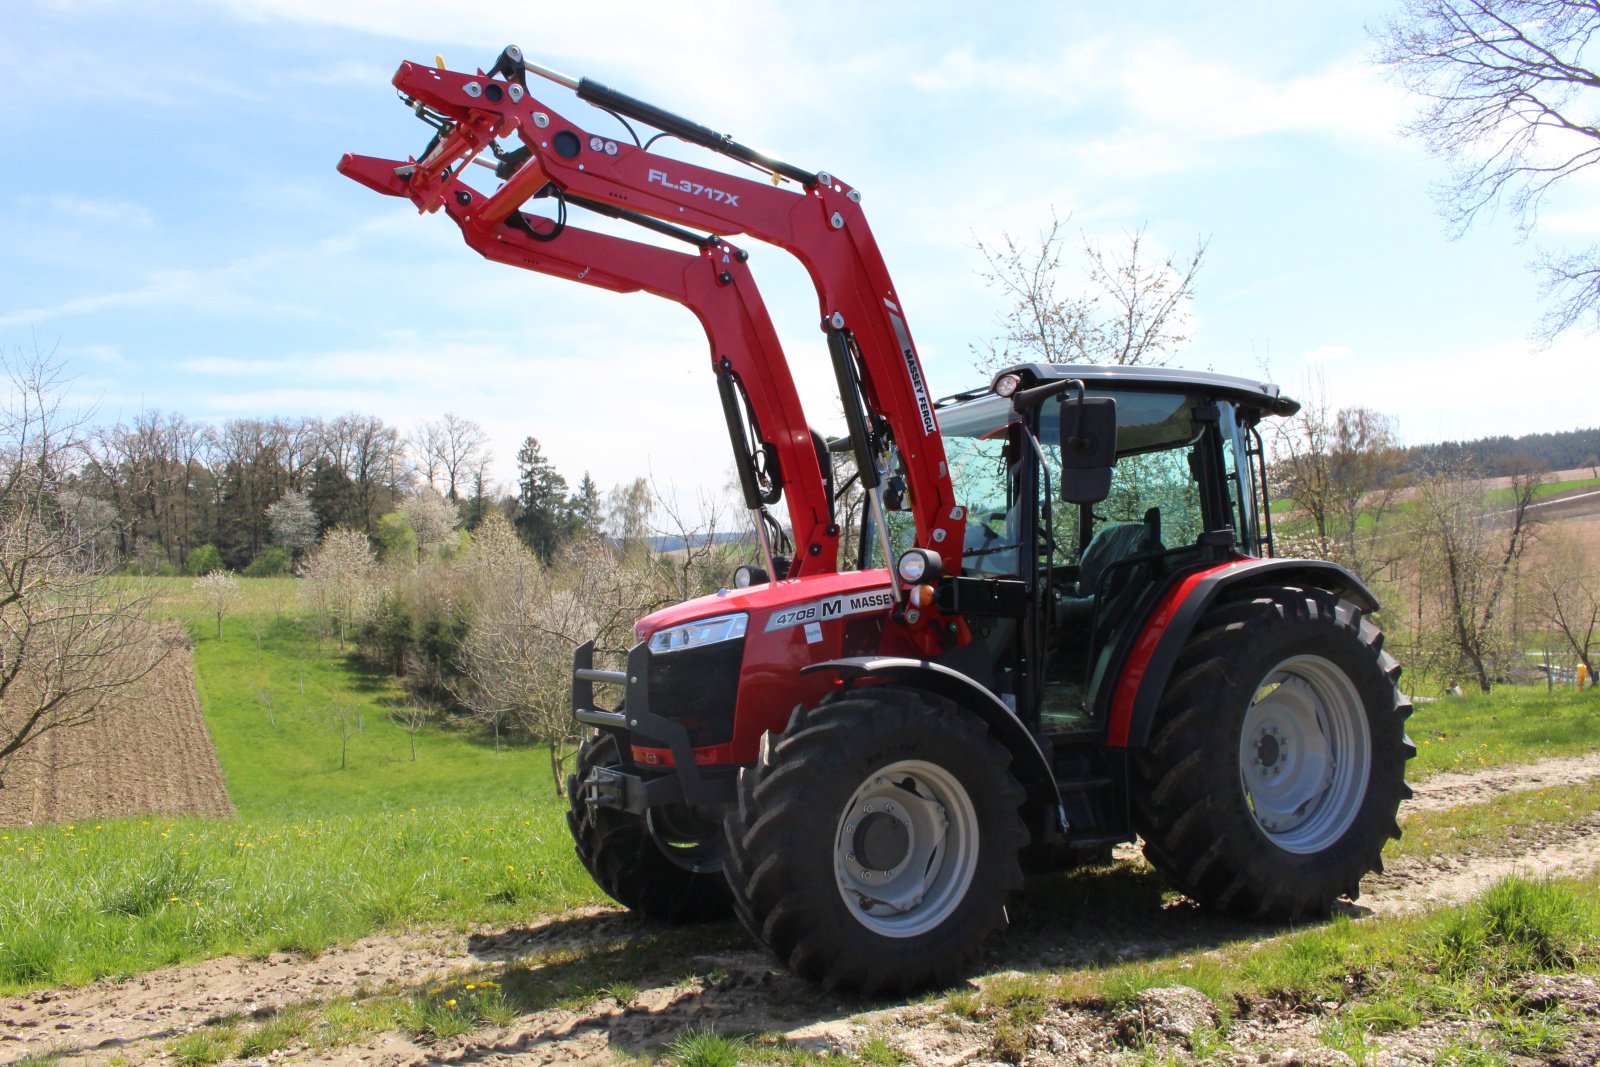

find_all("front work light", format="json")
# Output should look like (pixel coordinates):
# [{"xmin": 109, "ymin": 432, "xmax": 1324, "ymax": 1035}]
[
  {"xmin": 648, "ymin": 613, "xmax": 749, "ymax": 654},
  {"xmin": 896, "ymin": 547, "xmax": 944, "ymax": 585},
  {"xmin": 732, "ymin": 564, "xmax": 769, "ymax": 589}
]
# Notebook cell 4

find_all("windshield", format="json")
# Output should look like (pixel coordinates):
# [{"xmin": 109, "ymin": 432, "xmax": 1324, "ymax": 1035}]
[{"xmin": 857, "ymin": 387, "xmax": 1224, "ymax": 573}]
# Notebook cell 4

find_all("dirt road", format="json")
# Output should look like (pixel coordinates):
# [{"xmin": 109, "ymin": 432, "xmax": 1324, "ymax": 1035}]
[{"xmin": 6, "ymin": 752, "xmax": 1599, "ymax": 1066}]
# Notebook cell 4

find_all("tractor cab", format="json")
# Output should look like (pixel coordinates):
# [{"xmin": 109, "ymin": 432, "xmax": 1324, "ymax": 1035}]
[{"xmin": 866, "ymin": 363, "xmax": 1297, "ymax": 738}]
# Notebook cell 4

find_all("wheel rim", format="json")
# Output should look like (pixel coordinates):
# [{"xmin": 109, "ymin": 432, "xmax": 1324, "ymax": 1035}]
[
  {"xmin": 832, "ymin": 759, "xmax": 979, "ymax": 938},
  {"xmin": 1238, "ymin": 654, "xmax": 1372, "ymax": 854}
]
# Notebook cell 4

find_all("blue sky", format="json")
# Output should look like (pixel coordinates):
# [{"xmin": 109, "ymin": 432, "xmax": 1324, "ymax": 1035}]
[{"xmin": 3, "ymin": 1, "xmax": 1592, "ymax": 506}]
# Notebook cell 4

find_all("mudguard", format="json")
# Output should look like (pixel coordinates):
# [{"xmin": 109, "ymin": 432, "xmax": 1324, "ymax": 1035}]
[
  {"xmin": 1104, "ymin": 557, "xmax": 1381, "ymax": 749},
  {"xmin": 802, "ymin": 656, "xmax": 1062, "ymax": 841}
]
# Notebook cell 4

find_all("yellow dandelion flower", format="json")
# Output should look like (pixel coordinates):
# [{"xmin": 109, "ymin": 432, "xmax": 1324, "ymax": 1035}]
[{"xmin": 445, "ymin": 998, "xmax": 457, "ymax": 1007}]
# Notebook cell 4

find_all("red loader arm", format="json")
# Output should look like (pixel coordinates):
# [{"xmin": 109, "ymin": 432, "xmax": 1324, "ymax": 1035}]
[
  {"xmin": 371, "ymin": 49, "xmax": 966, "ymax": 579},
  {"xmin": 338, "ymin": 150, "xmax": 839, "ymax": 576}
]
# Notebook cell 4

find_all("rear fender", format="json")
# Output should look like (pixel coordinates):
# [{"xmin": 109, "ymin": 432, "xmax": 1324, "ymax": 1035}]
[
  {"xmin": 1105, "ymin": 557, "xmax": 1380, "ymax": 749},
  {"xmin": 802, "ymin": 657, "xmax": 1061, "ymax": 843}
]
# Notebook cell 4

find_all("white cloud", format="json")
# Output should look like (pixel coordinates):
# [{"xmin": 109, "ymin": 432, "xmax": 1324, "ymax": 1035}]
[
  {"xmin": 30, "ymin": 195, "xmax": 155, "ymax": 229},
  {"xmin": 0, "ymin": 272, "xmax": 197, "ymax": 328}
]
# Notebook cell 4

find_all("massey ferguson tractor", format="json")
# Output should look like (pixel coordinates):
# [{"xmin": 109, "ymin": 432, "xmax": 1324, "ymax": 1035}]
[{"xmin": 342, "ymin": 46, "xmax": 1415, "ymax": 994}]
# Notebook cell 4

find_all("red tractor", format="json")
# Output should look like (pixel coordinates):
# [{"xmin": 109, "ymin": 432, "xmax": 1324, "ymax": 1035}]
[{"xmin": 343, "ymin": 46, "xmax": 1414, "ymax": 995}]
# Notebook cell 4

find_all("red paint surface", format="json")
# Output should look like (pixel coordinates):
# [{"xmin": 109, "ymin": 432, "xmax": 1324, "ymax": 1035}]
[{"xmin": 1105, "ymin": 559, "xmax": 1256, "ymax": 747}]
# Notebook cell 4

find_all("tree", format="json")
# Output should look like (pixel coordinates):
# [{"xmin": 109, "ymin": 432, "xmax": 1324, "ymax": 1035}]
[
  {"xmin": 1374, "ymin": 1, "xmax": 1600, "ymax": 337},
  {"xmin": 399, "ymin": 488, "xmax": 459, "ymax": 557},
  {"xmin": 1272, "ymin": 383, "xmax": 1407, "ymax": 584},
  {"xmin": 298, "ymin": 527, "xmax": 378, "ymax": 652},
  {"xmin": 267, "ymin": 487, "xmax": 318, "ymax": 556},
  {"xmin": 572, "ymin": 472, "xmax": 603, "ymax": 537},
  {"xmin": 412, "ymin": 413, "xmax": 490, "ymax": 502},
  {"xmin": 1412, "ymin": 459, "xmax": 1544, "ymax": 691},
  {"xmin": 973, "ymin": 213, "xmax": 1206, "ymax": 373},
  {"xmin": 389, "ymin": 697, "xmax": 432, "ymax": 762},
  {"xmin": 514, "ymin": 436, "xmax": 577, "ymax": 562},
  {"xmin": 606, "ymin": 476, "xmax": 654, "ymax": 551},
  {"xmin": 374, "ymin": 511, "xmax": 418, "ymax": 565},
  {"xmin": 193, "ymin": 569, "xmax": 240, "ymax": 638},
  {"xmin": 0, "ymin": 349, "xmax": 162, "ymax": 785},
  {"xmin": 1529, "ymin": 525, "xmax": 1599, "ymax": 680}
]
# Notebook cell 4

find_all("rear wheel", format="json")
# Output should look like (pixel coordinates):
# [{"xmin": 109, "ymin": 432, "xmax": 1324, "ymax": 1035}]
[
  {"xmin": 565, "ymin": 733, "xmax": 731, "ymax": 923},
  {"xmin": 723, "ymin": 688, "xmax": 1026, "ymax": 993},
  {"xmin": 1131, "ymin": 586, "xmax": 1414, "ymax": 918}
]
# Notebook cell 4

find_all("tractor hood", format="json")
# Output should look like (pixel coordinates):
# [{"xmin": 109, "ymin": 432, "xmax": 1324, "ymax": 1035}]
[{"xmin": 634, "ymin": 569, "xmax": 894, "ymax": 643}]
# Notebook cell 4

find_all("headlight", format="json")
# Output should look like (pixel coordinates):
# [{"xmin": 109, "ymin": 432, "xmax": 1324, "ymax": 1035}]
[{"xmin": 648, "ymin": 612, "xmax": 749, "ymax": 654}]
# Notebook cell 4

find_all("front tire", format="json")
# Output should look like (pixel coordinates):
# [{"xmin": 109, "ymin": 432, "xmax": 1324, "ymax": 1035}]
[
  {"xmin": 565, "ymin": 733, "xmax": 731, "ymax": 923},
  {"xmin": 723, "ymin": 688, "xmax": 1027, "ymax": 994},
  {"xmin": 1131, "ymin": 586, "xmax": 1414, "ymax": 918}
]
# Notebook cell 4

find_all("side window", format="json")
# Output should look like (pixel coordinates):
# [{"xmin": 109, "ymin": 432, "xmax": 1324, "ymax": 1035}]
[{"xmin": 948, "ymin": 433, "xmax": 1022, "ymax": 576}]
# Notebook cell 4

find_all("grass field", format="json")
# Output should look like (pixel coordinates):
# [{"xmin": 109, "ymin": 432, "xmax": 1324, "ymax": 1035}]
[{"xmin": 1404, "ymin": 684, "xmax": 1600, "ymax": 779}]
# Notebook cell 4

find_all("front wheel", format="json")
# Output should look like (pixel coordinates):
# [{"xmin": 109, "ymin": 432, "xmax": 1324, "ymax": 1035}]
[
  {"xmin": 1132, "ymin": 586, "xmax": 1414, "ymax": 919},
  {"xmin": 565, "ymin": 733, "xmax": 731, "ymax": 923},
  {"xmin": 723, "ymin": 688, "xmax": 1027, "ymax": 994}
]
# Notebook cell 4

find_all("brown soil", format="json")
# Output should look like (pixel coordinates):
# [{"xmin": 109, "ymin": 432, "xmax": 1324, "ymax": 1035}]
[
  {"xmin": 7, "ymin": 750, "xmax": 1600, "ymax": 1067},
  {"xmin": 0, "ymin": 629, "xmax": 234, "ymax": 828}
]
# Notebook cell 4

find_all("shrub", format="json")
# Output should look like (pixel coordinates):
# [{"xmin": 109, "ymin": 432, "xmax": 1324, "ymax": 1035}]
[
  {"xmin": 184, "ymin": 544, "xmax": 223, "ymax": 576},
  {"xmin": 243, "ymin": 547, "xmax": 291, "ymax": 577}
]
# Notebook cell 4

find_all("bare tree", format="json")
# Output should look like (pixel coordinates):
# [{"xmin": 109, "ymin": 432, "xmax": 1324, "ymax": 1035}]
[
  {"xmin": 650, "ymin": 481, "xmax": 737, "ymax": 602},
  {"xmin": 606, "ymin": 476, "xmax": 654, "ymax": 552},
  {"xmin": 298, "ymin": 527, "xmax": 378, "ymax": 652},
  {"xmin": 0, "ymin": 349, "xmax": 163, "ymax": 785},
  {"xmin": 1529, "ymin": 525, "xmax": 1599, "ymax": 680},
  {"xmin": 413, "ymin": 413, "xmax": 490, "ymax": 502},
  {"xmin": 389, "ymin": 696, "xmax": 432, "ymax": 762},
  {"xmin": 1272, "ymin": 382, "xmax": 1407, "ymax": 583},
  {"xmin": 317, "ymin": 704, "xmax": 360, "ymax": 770},
  {"xmin": 1413, "ymin": 459, "xmax": 1545, "ymax": 691},
  {"xmin": 257, "ymin": 687, "xmax": 277, "ymax": 728},
  {"xmin": 193, "ymin": 569, "xmax": 240, "ymax": 639},
  {"xmin": 1374, "ymin": 1, "xmax": 1600, "ymax": 337},
  {"xmin": 973, "ymin": 213, "xmax": 1206, "ymax": 373}
]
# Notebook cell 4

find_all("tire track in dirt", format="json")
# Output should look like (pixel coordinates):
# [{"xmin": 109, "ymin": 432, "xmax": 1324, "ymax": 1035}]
[
  {"xmin": 1403, "ymin": 751, "xmax": 1600, "ymax": 814},
  {"xmin": 7, "ymin": 749, "xmax": 1600, "ymax": 1066}
]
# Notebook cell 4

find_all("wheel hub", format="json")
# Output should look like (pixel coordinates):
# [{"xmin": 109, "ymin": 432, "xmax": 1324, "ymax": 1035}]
[
  {"xmin": 833, "ymin": 761, "xmax": 979, "ymax": 938},
  {"xmin": 1238, "ymin": 655, "xmax": 1372, "ymax": 853},
  {"xmin": 851, "ymin": 810, "xmax": 912, "ymax": 872}
]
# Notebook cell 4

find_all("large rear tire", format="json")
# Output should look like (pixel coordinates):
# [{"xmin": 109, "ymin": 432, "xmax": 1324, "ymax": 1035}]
[
  {"xmin": 723, "ymin": 688, "xmax": 1027, "ymax": 994},
  {"xmin": 1131, "ymin": 586, "xmax": 1414, "ymax": 918},
  {"xmin": 565, "ymin": 733, "xmax": 731, "ymax": 923}
]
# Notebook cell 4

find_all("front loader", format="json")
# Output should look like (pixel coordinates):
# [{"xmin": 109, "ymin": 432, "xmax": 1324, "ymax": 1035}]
[{"xmin": 343, "ymin": 46, "xmax": 1415, "ymax": 995}]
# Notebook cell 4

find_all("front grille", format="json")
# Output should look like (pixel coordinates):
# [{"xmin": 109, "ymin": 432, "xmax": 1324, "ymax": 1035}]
[{"xmin": 639, "ymin": 639, "xmax": 744, "ymax": 748}]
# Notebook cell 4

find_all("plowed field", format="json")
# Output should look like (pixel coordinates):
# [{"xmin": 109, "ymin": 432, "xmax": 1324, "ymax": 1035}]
[{"xmin": 0, "ymin": 630, "xmax": 234, "ymax": 827}]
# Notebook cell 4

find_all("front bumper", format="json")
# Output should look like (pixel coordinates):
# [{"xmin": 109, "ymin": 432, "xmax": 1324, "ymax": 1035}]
[{"xmin": 570, "ymin": 640, "xmax": 735, "ymax": 812}]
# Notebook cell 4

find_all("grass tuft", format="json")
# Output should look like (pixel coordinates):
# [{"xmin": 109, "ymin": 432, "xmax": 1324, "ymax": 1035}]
[{"xmin": 663, "ymin": 1027, "xmax": 751, "ymax": 1067}]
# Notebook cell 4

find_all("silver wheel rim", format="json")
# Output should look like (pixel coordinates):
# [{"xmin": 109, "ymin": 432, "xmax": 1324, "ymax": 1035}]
[
  {"xmin": 1239, "ymin": 654, "xmax": 1371, "ymax": 854},
  {"xmin": 833, "ymin": 759, "xmax": 979, "ymax": 938}
]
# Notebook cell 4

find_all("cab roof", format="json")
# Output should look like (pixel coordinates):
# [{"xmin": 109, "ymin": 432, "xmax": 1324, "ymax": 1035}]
[{"xmin": 934, "ymin": 363, "xmax": 1300, "ymax": 418}]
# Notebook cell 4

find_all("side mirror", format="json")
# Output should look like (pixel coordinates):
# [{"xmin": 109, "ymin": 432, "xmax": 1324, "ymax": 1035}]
[{"xmin": 1058, "ymin": 396, "xmax": 1117, "ymax": 504}]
